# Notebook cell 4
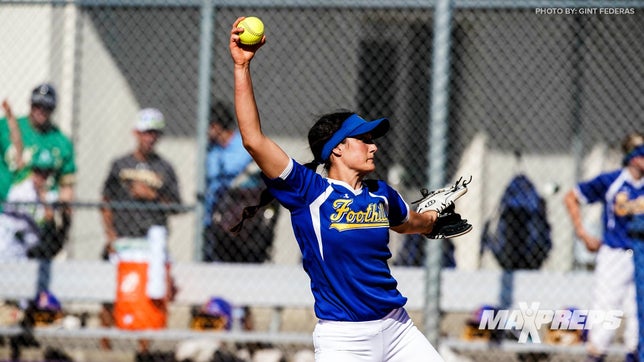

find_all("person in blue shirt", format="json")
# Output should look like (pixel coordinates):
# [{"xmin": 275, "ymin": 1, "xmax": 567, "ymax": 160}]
[
  {"xmin": 229, "ymin": 17, "xmax": 447, "ymax": 361},
  {"xmin": 202, "ymin": 100, "xmax": 253, "ymax": 261},
  {"xmin": 564, "ymin": 131, "xmax": 644, "ymax": 362}
]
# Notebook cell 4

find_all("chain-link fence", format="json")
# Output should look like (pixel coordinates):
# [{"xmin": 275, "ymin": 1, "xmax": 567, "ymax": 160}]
[{"xmin": 0, "ymin": 1, "xmax": 642, "ymax": 361}]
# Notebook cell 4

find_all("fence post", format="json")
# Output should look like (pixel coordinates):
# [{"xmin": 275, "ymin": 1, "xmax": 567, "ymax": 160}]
[
  {"xmin": 194, "ymin": 0, "xmax": 214, "ymax": 261},
  {"xmin": 424, "ymin": 0, "xmax": 453, "ymax": 347}
]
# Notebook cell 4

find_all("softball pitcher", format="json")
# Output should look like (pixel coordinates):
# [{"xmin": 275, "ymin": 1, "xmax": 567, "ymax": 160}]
[{"xmin": 227, "ymin": 17, "xmax": 475, "ymax": 362}]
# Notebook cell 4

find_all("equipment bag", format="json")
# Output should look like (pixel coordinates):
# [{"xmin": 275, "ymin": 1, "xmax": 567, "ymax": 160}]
[{"xmin": 481, "ymin": 174, "xmax": 552, "ymax": 270}]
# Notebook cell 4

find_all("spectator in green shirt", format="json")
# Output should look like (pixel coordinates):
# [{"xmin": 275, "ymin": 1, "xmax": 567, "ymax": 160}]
[{"xmin": 0, "ymin": 83, "xmax": 76, "ymax": 205}]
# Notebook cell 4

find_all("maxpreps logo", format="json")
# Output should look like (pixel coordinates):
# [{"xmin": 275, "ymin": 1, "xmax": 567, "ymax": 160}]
[
  {"xmin": 479, "ymin": 302, "xmax": 623, "ymax": 343},
  {"xmin": 329, "ymin": 199, "xmax": 389, "ymax": 231}
]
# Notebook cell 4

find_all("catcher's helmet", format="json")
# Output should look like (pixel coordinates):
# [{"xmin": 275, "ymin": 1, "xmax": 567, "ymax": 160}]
[{"xmin": 31, "ymin": 83, "xmax": 57, "ymax": 110}]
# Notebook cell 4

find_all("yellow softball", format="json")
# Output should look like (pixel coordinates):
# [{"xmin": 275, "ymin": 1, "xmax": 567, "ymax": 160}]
[{"xmin": 238, "ymin": 16, "xmax": 264, "ymax": 45}]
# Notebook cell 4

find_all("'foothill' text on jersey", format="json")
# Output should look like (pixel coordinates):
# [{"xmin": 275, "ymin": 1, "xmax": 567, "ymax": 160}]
[{"xmin": 264, "ymin": 159, "xmax": 409, "ymax": 321}]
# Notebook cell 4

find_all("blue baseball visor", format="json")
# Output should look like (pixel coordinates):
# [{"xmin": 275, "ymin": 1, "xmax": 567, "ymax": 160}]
[{"xmin": 320, "ymin": 114, "xmax": 390, "ymax": 162}]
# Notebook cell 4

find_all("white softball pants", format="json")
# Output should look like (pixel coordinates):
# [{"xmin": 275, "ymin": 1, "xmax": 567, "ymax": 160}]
[
  {"xmin": 313, "ymin": 307, "xmax": 443, "ymax": 362},
  {"xmin": 589, "ymin": 245, "xmax": 638, "ymax": 354}
]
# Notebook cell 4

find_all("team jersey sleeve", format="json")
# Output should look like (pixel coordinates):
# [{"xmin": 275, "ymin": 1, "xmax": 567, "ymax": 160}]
[
  {"xmin": 381, "ymin": 181, "xmax": 409, "ymax": 227},
  {"xmin": 576, "ymin": 170, "xmax": 620, "ymax": 204},
  {"xmin": 262, "ymin": 159, "xmax": 326, "ymax": 211}
]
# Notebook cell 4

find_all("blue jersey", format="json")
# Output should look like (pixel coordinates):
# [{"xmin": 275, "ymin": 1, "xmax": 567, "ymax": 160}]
[
  {"xmin": 575, "ymin": 168, "xmax": 644, "ymax": 249},
  {"xmin": 264, "ymin": 159, "xmax": 409, "ymax": 321}
]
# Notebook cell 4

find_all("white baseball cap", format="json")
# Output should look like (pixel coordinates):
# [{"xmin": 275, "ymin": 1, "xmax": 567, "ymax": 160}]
[{"xmin": 135, "ymin": 108, "xmax": 165, "ymax": 132}]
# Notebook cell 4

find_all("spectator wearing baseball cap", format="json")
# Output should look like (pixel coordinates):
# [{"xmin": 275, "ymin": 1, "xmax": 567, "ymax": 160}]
[
  {"xmin": 134, "ymin": 108, "xmax": 165, "ymax": 133},
  {"xmin": 0, "ymin": 83, "xmax": 76, "ymax": 208},
  {"xmin": 30, "ymin": 83, "xmax": 57, "ymax": 111},
  {"xmin": 99, "ymin": 107, "xmax": 181, "ymax": 355}
]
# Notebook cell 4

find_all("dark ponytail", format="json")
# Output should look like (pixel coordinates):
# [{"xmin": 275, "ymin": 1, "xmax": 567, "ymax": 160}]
[{"xmin": 228, "ymin": 187, "xmax": 277, "ymax": 233}]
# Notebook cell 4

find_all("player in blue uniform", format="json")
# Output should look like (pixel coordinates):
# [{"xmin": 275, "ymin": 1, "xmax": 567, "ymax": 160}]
[
  {"xmin": 564, "ymin": 132, "xmax": 644, "ymax": 362},
  {"xmin": 618, "ymin": 132, "xmax": 644, "ymax": 362},
  {"xmin": 230, "ymin": 17, "xmax": 445, "ymax": 361}
]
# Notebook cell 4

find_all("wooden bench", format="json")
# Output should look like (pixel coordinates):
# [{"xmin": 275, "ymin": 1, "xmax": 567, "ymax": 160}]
[{"xmin": 0, "ymin": 260, "xmax": 628, "ymax": 357}]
